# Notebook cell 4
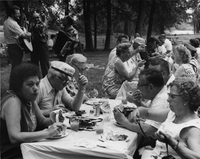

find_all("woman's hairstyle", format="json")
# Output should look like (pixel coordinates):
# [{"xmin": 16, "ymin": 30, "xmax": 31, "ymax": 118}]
[
  {"xmin": 116, "ymin": 42, "xmax": 131, "ymax": 57},
  {"xmin": 173, "ymin": 44, "xmax": 191, "ymax": 63},
  {"xmin": 190, "ymin": 38, "xmax": 200, "ymax": 48},
  {"xmin": 117, "ymin": 34, "xmax": 129, "ymax": 43},
  {"xmin": 9, "ymin": 63, "xmax": 40, "ymax": 93},
  {"xmin": 139, "ymin": 68, "xmax": 164, "ymax": 88},
  {"xmin": 170, "ymin": 80, "xmax": 200, "ymax": 111}
]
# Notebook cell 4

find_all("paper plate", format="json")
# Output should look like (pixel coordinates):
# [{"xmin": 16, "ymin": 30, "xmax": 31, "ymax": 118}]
[{"xmin": 47, "ymin": 132, "xmax": 68, "ymax": 139}]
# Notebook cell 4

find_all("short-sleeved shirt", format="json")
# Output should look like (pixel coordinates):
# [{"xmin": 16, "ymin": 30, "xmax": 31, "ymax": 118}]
[
  {"xmin": 3, "ymin": 17, "xmax": 24, "ymax": 44},
  {"xmin": 145, "ymin": 86, "xmax": 169, "ymax": 128},
  {"xmin": 36, "ymin": 76, "xmax": 73, "ymax": 111},
  {"xmin": 164, "ymin": 39, "xmax": 172, "ymax": 53}
]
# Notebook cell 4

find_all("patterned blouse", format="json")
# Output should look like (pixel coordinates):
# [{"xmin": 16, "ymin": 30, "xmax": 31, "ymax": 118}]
[
  {"xmin": 0, "ymin": 91, "xmax": 37, "ymax": 159},
  {"xmin": 102, "ymin": 56, "xmax": 125, "ymax": 99}
]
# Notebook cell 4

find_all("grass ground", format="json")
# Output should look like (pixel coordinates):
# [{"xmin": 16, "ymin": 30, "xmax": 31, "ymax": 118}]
[{"xmin": 1, "ymin": 33, "xmax": 200, "ymax": 99}]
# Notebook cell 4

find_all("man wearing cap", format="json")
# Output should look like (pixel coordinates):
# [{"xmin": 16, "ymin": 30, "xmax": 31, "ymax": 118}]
[
  {"xmin": 3, "ymin": 5, "xmax": 31, "ymax": 72},
  {"xmin": 29, "ymin": 11, "xmax": 49, "ymax": 77},
  {"xmin": 36, "ymin": 61, "xmax": 88, "ymax": 117},
  {"xmin": 65, "ymin": 54, "xmax": 89, "ymax": 101}
]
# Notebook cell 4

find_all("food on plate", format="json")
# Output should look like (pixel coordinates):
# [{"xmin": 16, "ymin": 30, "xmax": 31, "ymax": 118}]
[
  {"xmin": 101, "ymin": 131, "xmax": 128, "ymax": 141},
  {"xmin": 75, "ymin": 110, "xmax": 86, "ymax": 116}
]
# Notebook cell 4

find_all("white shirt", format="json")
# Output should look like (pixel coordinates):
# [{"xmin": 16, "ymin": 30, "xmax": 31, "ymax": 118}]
[
  {"xmin": 164, "ymin": 39, "xmax": 172, "ymax": 53},
  {"xmin": 36, "ymin": 76, "xmax": 73, "ymax": 110},
  {"xmin": 3, "ymin": 17, "xmax": 24, "ymax": 44},
  {"xmin": 145, "ymin": 86, "xmax": 169, "ymax": 128}
]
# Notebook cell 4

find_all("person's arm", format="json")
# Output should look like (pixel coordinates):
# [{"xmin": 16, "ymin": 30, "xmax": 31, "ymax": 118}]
[
  {"xmin": 128, "ymin": 107, "xmax": 169, "ymax": 123},
  {"xmin": 156, "ymin": 126, "xmax": 200, "ymax": 159},
  {"xmin": 115, "ymin": 59, "xmax": 145, "ymax": 81},
  {"xmin": 3, "ymin": 98, "xmax": 60, "ymax": 144},
  {"xmin": 62, "ymin": 74, "xmax": 88, "ymax": 111},
  {"xmin": 114, "ymin": 109, "xmax": 157, "ymax": 136},
  {"xmin": 174, "ymin": 65, "xmax": 185, "ymax": 77},
  {"xmin": 33, "ymin": 101, "xmax": 53, "ymax": 128}
]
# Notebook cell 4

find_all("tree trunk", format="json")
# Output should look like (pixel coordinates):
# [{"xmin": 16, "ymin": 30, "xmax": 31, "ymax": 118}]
[
  {"xmin": 104, "ymin": 0, "xmax": 112, "ymax": 51},
  {"xmin": 64, "ymin": 0, "xmax": 69, "ymax": 15},
  {"xmin": 147, "ymin": 0, "xmax": 156, "ymax": 40},
  {"xmin": 94, "ymin": 0, "xmax": 97, "ymax": 50},
  {"xmin": 135, "ymin": 0, "xmax": 146, "ymax": 36},
  {"xmin": 83, "ymin": 0, "xmax": 93, "ymax": 50},
  {"xmin": 124, "ymin": 19, "xmax": 129, "ymax": 36}
]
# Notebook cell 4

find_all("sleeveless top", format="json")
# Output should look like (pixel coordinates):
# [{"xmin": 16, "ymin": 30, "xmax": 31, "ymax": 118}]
[
  {"xmin": 180, "ymin": 63, "xmax": 196, "ymax": 81},
  {"xmin": 150, "ymin": 111, "xmax": 200, "ymax": 159},
  {"xmin": 102, "ymin": 56, "xmax": 125, "ymax": 99},
  {"xmin": 0, "ymin": 91, "xmax": 37, "ymax": 159}
]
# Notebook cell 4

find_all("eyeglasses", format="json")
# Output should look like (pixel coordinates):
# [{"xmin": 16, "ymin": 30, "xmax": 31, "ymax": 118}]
[
  {"xmin": 137, "ymin": 83, "xmax": 150, "ymax": 87},
  {"xmin": 168, "ymin": 93, "xmax": 181, "ymax": 99},
  {"xmin": 55, "ymin": 75, "xmax": 69, "ymax": 85}
]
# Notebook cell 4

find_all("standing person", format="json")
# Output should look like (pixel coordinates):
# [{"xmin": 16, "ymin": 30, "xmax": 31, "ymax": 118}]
[
  {"xmin": 0, "ymin": 63, "xmax": 64, "ymax": 159},
  {"xmin": 3, "ymin": 5, "xmax": 31, "ymax": 71},
  {"xmin": 29, "ymin": 12, "xmax": 49, "ymax": 77},
  {"xmin": 59, "ymin": 16, "xmax": 79, "ymax": 61}
]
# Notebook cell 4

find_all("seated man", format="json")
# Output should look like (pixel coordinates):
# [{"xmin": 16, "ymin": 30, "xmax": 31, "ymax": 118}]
[
  {"xmin": 37, "ymin": 61, "xmax": 88, "ymax": 117},
  {"xmin": 114, "ymin": 69, "xmax": 169, "ymax": 135},
  {"xmin": 113, "ymin": 69, "xmax": 170, "ymax": 158},
  {"xmin": 65, "ymin": 53, "xmax": 90, "ymax": 102}
]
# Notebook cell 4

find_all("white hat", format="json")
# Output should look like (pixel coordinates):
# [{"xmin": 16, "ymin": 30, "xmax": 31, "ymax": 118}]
[
  {"xmin": 50, "ymin": 61, "xmax": 75, "ymax": 76},
  {"xmin": 71, "ymin": 54, "xmax": 87, "ymax": 63},
  {"xmin": 133, "ymin": 37, "xmax": 146, "ymax": 46}
]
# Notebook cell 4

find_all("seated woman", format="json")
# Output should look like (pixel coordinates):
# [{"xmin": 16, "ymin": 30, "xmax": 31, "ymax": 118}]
[
  {"xmin": 102, "ymin": 42, "xmax": 145, "ymax": 99},
  {"xmin": 172, "ymin": 44, "xmax": 197, "ymax": 82},
  {"xmin": 0, "ymin": 63, "xmax": 64, "ymax": 159},
  {"xmin": 129, "ymin": 79, "xmax": 200, "ymax": 159}
]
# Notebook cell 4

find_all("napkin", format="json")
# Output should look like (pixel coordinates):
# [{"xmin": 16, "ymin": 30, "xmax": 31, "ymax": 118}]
[
  {"xmin": 74, "ymin": 138, "xmax": 97, "ymax": 149},
  {"xmin": 97, "ymin": 141, "xmax": 127, "ymax": 152},
  {"xmin": 50, "ymin": 109, "xmax": 64, "ymax": 123}
]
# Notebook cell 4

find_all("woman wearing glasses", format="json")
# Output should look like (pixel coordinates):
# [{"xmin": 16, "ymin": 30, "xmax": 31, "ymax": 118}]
[{"xmin": 129, "ymin": 79, "xmax": 200, "ymax": 159}]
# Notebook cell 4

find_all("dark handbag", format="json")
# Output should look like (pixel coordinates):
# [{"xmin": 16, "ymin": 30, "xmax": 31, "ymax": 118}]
[{"xmin": 161, "ymin": 136, "xmax": 176, "ymax": 159}]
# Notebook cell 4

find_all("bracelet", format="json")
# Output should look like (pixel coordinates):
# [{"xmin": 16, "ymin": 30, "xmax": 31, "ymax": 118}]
[{"xmin": 172, "ymin": 140, "xmax": 180, "ymax": 150}]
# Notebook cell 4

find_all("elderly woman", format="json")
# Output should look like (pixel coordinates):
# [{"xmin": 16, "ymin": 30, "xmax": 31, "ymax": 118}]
[
  {"xmin": 172, "ymin": 45, "xmax": 196, "ymax": 81},
  {"xmin": 0, "ymin": 63, "xmax": 64, "ymax": 159},
  {"xmin": 129, "ymin": 80, "xmax": 200, "ymax": 159},
  {"xmin": 102, "ymin": 42, "xmax": 145, "ymax": 99}
]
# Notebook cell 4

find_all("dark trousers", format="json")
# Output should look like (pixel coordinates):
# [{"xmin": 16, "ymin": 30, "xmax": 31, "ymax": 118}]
[
  {"xmin": 31, "ymin": 41, "xmax": 49, "ymax": 77},
  {"xmin": 7, "ymin": 44, "xmax": 24, "ymax": 71}
]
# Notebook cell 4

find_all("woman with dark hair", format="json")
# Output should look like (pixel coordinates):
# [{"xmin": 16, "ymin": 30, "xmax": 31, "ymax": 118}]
[
  {"xmin": 0, "ymin": 63, "xmax": 64, "ymax": 159},
  {"xmin": 102, "ymin": 42, "xmax": 145, "ymax": 99},
  {"xmin": 129, "ymin": 80, "xmax": 200, "ymax": 159}
]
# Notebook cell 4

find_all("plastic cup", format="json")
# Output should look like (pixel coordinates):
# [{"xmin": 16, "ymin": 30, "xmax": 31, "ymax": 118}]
[{"xmin": 70, "ymin": 118, "xmax": 79, "ymax": 131}]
